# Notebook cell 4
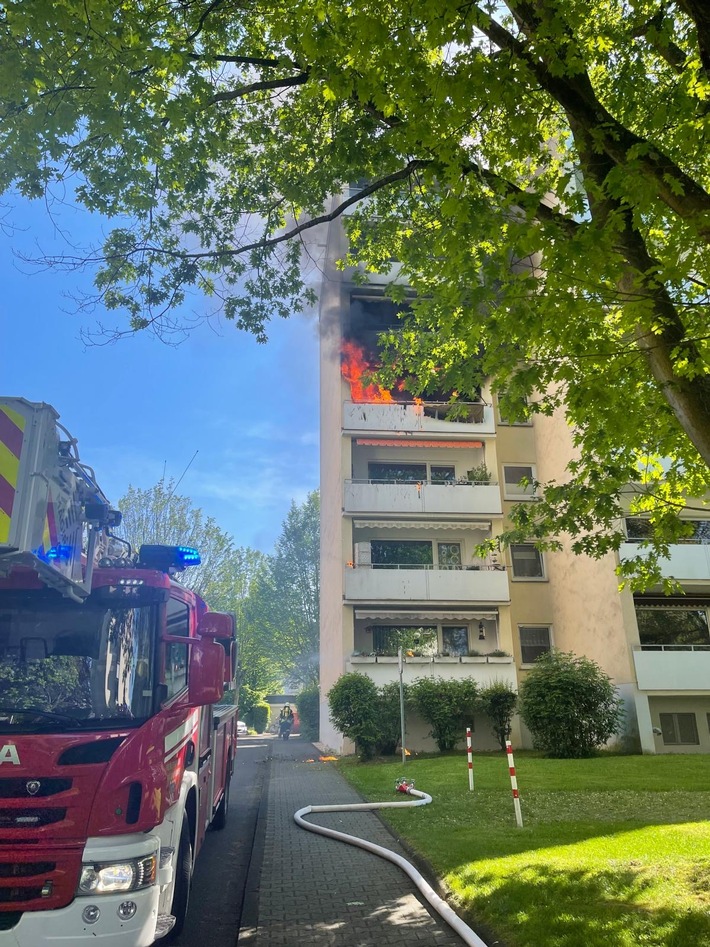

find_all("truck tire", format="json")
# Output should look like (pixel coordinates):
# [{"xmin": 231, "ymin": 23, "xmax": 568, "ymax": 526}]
[
  {"xmin": 211, "ymin": 765, "xmax": 231, "ymax": 831},
  {"xmin": 165, "ymin": 816, "xmax": 192, "ymax": 943}
]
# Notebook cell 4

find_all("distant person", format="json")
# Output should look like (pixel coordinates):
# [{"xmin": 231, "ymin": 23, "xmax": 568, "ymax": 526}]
[{"xmin": 279, "ymin": 705, "xmax": 294, "ymax": 740}]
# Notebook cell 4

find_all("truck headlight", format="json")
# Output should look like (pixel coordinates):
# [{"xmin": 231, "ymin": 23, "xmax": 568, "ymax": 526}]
[{"xmin": 77, "ymin": 855, "xmax": 157, "ymax": 895}]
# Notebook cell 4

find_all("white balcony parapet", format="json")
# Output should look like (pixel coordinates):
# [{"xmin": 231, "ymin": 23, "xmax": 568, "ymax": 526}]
[
  {"xmin": 344, "ymin": 563, "xmax": 510, "ymax": 603},
  {"xmin": 345, "ymin": 657, "xmax": 518, "ymax": 688},
  {"xmin": 620, "ymin": 543, "xmax": 710, "ymax": 581},
  {"xmin": 632, "ymin": 644, "xmax": 710, "ymax": 691},
  {"xmin": 344, "ymin": 479, "xmax": 503, "ymax": 517},
  {"xmin": 344, "ymin": 400, "xmax": 496, "ymax": 436}
]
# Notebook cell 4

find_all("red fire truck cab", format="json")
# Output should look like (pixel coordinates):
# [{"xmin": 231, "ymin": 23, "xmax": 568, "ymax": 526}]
[{"xmin": 0, "ymin": 399, "xmax": 239, "ymax": 946}]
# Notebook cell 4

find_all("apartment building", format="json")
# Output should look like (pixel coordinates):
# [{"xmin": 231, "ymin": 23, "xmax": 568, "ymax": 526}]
[{"xmin": 317, "ymin": 215, "xmax": 710, "ymax": 756}]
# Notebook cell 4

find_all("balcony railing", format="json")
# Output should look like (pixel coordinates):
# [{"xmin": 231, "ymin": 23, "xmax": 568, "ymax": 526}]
[
  {"xmin": 344, "ymin": 400, "xmax": 496, "ymax": 435},
  {"xmin": 620, "ymin": 543, "xmax": 710, "ymax": 581},
  {"xmin": 344, "ymin": 478, "xmax": 502, "ymax": 517},
  {"xmin": 632, "ymin": 644, "xmax": 710, "ymax": 691},
  {"xmin": 344, "ymin": 562, "xmax": 510, "ymax": 603}
]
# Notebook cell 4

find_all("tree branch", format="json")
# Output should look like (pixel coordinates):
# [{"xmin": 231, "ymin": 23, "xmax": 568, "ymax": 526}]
[
  {"xmin": 209, "ymin": 71, "xmax": 309, "ymax": 103},
  {"xmin": 469, "ymin": 2, "xmax": 710, "ymax": 235}
]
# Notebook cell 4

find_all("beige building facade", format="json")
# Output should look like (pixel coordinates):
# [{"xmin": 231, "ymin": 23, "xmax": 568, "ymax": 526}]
[{"xmin": 318, "ymin": 215, "xmax": 710, "ymax": 756}]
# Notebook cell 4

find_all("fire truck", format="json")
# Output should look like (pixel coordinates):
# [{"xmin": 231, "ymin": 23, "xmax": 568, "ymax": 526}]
[{"xmin": 0, "ymin": 397, "xmax": 239, "ymax": 946}]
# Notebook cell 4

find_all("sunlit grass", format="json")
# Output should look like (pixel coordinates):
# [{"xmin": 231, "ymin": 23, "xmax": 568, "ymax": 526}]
[{"xmin": 337, "ymin": 753, "xmax": 710, "ymax": 947}]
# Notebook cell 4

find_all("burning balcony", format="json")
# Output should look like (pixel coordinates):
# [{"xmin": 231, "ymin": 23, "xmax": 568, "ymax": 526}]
[
  {"xmin": 344, "ymin": 400, "xmax": 495, "ymax": 435},
  {"xmin": 341, "ymin": 337, "xmax": 495, "ymax": 435}
]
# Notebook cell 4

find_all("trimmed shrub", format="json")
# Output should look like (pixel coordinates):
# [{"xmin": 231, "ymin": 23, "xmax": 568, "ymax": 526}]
[
  {"xmin": 518, "ymin": 650, "xmax": 624, "ymax": 758},
  {"xmin": 328, "ymin": 673, "xmax": 381, "ymax": 760},
  {"xmin": 249, "ymin": 701, "xmax": 270, "ymax": 734},
  {"xmin": 409, "ymin": 676, "xmax": 479, "ymax": 752},
  {"xmin": 480, "ymin": 681, "xmax": 518, "ymax": 750},
  {"xmin": 296, "ymin": 684, "xmax": 320, "ymax": 741}
]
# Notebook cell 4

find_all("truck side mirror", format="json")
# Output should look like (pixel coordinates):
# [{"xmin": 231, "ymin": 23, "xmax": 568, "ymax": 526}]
[
  {"xmin": 197, "ymin": 612, "xmax": 234, "ymax": 640},
  {"xmin": 186, "ymin": 639, "xmax": 225, "ymax": 708}
]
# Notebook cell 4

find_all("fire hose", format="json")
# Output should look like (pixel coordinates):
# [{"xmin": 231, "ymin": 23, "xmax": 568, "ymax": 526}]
[{"xmin": 293, "ymin": 779, "xmax": 489, "ymax": 947}]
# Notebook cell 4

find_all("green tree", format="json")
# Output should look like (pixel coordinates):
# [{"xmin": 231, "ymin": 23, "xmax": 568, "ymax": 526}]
[
  {"xmin": 409, "ymin": 677, "xmax": 480, "ymax": 752},
  {"xmin": 117, "ymin": 478, "xmax": 235, "ymax": 599},
  {"xmin": 518, "ymin": 650, "xmax": 624, "ymax": 758},
  {"xmin": 2, "ymin": 3, "xmax": 710, "ymax": 567},
  {"xmin": 247, "ymin": 492, "xmax": 320, "ymax": 687},
  {"xmin": 480, "ymin": 681, "xmax": 518, "ymax": 752}
]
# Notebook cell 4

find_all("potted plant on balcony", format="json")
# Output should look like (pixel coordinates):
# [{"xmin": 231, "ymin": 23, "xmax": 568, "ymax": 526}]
[
  {"xmin": 433, "ymin": 651, "xmax": 460, "ymax": 663},
  {"xmin": 461, "ymin": 649, "xmax": 487, "ymax": 663},
  {"xmin": 466, "ymin": 463, "xmax": 492, "ymax": 484},
  {"xmin": 350, "ymin": 651, "xmax": 376, "ymax": 663},
  {"xmin": 487, "ymin": 649, "xmax": 513, "ymax": 663}
]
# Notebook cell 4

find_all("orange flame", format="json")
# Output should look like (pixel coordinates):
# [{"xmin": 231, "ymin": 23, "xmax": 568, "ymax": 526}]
[{"xmin": 341, "ymin": 339, "xmax": 394, "ymax": 403}]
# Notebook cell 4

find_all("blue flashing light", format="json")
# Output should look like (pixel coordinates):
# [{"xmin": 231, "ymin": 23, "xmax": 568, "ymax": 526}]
[
  {"xmin": 46, "ymin": 545, "xmax": 73, "ymax": 562},
  {"xmin": 138, "ymin": 544, "xmax": 201, "ymax": 572},
  {"xmin": 175, "ymin": 546, "xmax": 201, "ymax": 567}
]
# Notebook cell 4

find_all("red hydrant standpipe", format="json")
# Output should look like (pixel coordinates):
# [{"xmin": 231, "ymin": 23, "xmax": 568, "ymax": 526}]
[{"xmin": 294, "ymin": 780, "xmax": 490, "ymax": 947}]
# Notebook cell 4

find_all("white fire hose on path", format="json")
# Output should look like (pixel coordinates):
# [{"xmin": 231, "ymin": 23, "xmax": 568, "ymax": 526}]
[{"xmin": 294, "ymin": 779, "xmax": 490, "ymax": 947}]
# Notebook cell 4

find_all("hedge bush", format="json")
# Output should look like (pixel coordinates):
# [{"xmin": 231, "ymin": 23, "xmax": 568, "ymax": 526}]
[{"xmin": 296, "ymin": 684, "xmax": 320, "ymax": 741}]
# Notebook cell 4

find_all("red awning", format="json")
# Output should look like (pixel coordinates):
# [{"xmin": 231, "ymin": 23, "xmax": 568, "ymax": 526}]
[{"xmin": 355, "ymin": 439, "xmax": 483, "ymax": 448}]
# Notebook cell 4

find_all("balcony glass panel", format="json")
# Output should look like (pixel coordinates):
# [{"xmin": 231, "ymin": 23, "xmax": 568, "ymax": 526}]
[{"xmin": 635, "ymin": 607, "xmax": 709, "ymax": 648}]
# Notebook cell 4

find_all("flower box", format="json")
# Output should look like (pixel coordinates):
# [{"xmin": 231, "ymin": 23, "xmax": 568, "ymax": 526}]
[
  {"xmin": 433, "ymin": 656, "xmax": 460, "ymax": 663},
  {"xmin": 405, "ymin": 656, "xmax": 433, "ymax": 664},
  {"xmin": 461, "ymin": 655, "xmax": 487, "ymax": 664},
  {"xmin": 350, "ymin": 655, "xmax": 376, "ymax": 663},
  {"xmin": 376, "ymin": 655, "xmax": 399, "ymax": 663},
  {"xmin": 487, "ymin": 655, "xmax": 513, "ymax": 664}
]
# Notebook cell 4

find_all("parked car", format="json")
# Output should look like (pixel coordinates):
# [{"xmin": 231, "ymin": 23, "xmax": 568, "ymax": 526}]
[{"xmin": 237, "ymin": 720, "xmax": 249, "ymax": 735}]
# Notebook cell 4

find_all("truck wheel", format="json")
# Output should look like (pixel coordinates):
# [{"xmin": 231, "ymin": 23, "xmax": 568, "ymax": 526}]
[
  {"xmin": 166, "ymin": 816, "xmax": 192, "ymax": 943},
  {"xmin": 211, "ymin": 766, "xmax": 231, "ymax": 831}
]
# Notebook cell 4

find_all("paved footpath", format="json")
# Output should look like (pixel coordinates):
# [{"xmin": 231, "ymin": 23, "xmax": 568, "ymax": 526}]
[{"xmin": 237, "ymin": 735, "xmax": 469, "ymax": 947}]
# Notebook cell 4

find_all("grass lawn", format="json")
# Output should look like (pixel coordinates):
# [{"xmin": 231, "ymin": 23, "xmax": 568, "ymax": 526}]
[{"xmin": 337, "ymin": 753, "xmax": 710, "ymax": 947}]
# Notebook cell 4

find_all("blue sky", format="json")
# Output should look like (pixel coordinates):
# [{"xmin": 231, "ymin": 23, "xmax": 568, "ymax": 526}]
[{"xmin": 0, "ymin": 197, "xmax": 320, "ymax": 552}]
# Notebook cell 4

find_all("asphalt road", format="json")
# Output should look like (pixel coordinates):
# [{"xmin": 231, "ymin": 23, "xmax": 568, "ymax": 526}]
[{"xmin": 173, "ymin": 732, "xmax": 271, "ymax": 947}]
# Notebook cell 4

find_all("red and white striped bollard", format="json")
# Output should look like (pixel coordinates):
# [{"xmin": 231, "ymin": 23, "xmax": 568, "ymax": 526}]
[
  {"xmin": 505, "ymin": 739, "xmax": 523, "ymax": 827},
  {"xmin": 466, "ymin": 727, "xmax": 474, "ymax": 791}
]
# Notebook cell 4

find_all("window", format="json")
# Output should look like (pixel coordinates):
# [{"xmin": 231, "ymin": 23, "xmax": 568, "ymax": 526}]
[
  {"xmin": 442, "ymin": 626, "xmax": 469, "ymax": 656},
  {"xmin": 659, "ymin": 712, "xmax": 699, "ymax": 745},
  {"xmin": 368, "ymin": 462, "xmax": 426, "ymax": 483},
  {"xmin": 430, "ymin": 465, "xmax": 456, "ymax": 484},
  {"xmin": 626, "ymin": 518, "xmax": 710, "ymax": 544},
  {"xmin": 510, "ymin": 544, "xmax": 545, "ymax": 579},
  {"xmin": 635, "ymin": 607, "xmax": 710, "ymax": 648},
  {"xmin": 503, "ymin": 465, "xmax": 536, "ymax": 499},
  {"xmin": 497, "ymin": 398, "xmax": 532, "ymax": 425},
  {"xmin": 519, "ymin": 626, "xmax": 552, "ymax": 664},
  {"xmin": 371, "ymin": 626, "xmax": 437, "ymax": 654},
  {"xmin": 164, "ymin": 598, "xmax": 189, "ymax": 699},
  {"xmin": 370, "ymin": 540, "xmax": 432, "ymax": 569},
  {"xmin": 437, "ymin": 542, "xmax": 462, "ymax": 569}
]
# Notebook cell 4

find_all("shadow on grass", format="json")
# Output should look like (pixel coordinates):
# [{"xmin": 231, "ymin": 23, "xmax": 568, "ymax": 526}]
[{"xmin": 457, "ymin": 862, "xmax": 710, "ymax": 947}]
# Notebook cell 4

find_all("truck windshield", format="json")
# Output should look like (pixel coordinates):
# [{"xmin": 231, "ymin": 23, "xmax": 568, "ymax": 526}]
[{"xmin": 0, "ymin": 595, "xmax": 157, "ymax": 732}]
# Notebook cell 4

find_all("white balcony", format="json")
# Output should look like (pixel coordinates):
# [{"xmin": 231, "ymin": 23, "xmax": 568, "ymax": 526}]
[
  {"xmin": 620, "ymin": 543, "xmax": 710, "ymax": 582},
  {"xmin": 344, "ymin": 565, "xmax": 510, "ymax": 603},
  {"xmin": 345, "ymin": 657, "xmax": 517, "ymax": 688},
  {"xmin": 344, "ymin": 480, "xmax": 503, "ymax": 517},
  {"xmin": 633, "ymin": 645, "xmax": 710, "ymax": 691},
  {"xmin": 344, "ymin": 400, "xmax": 496, "ymax": 436}
]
